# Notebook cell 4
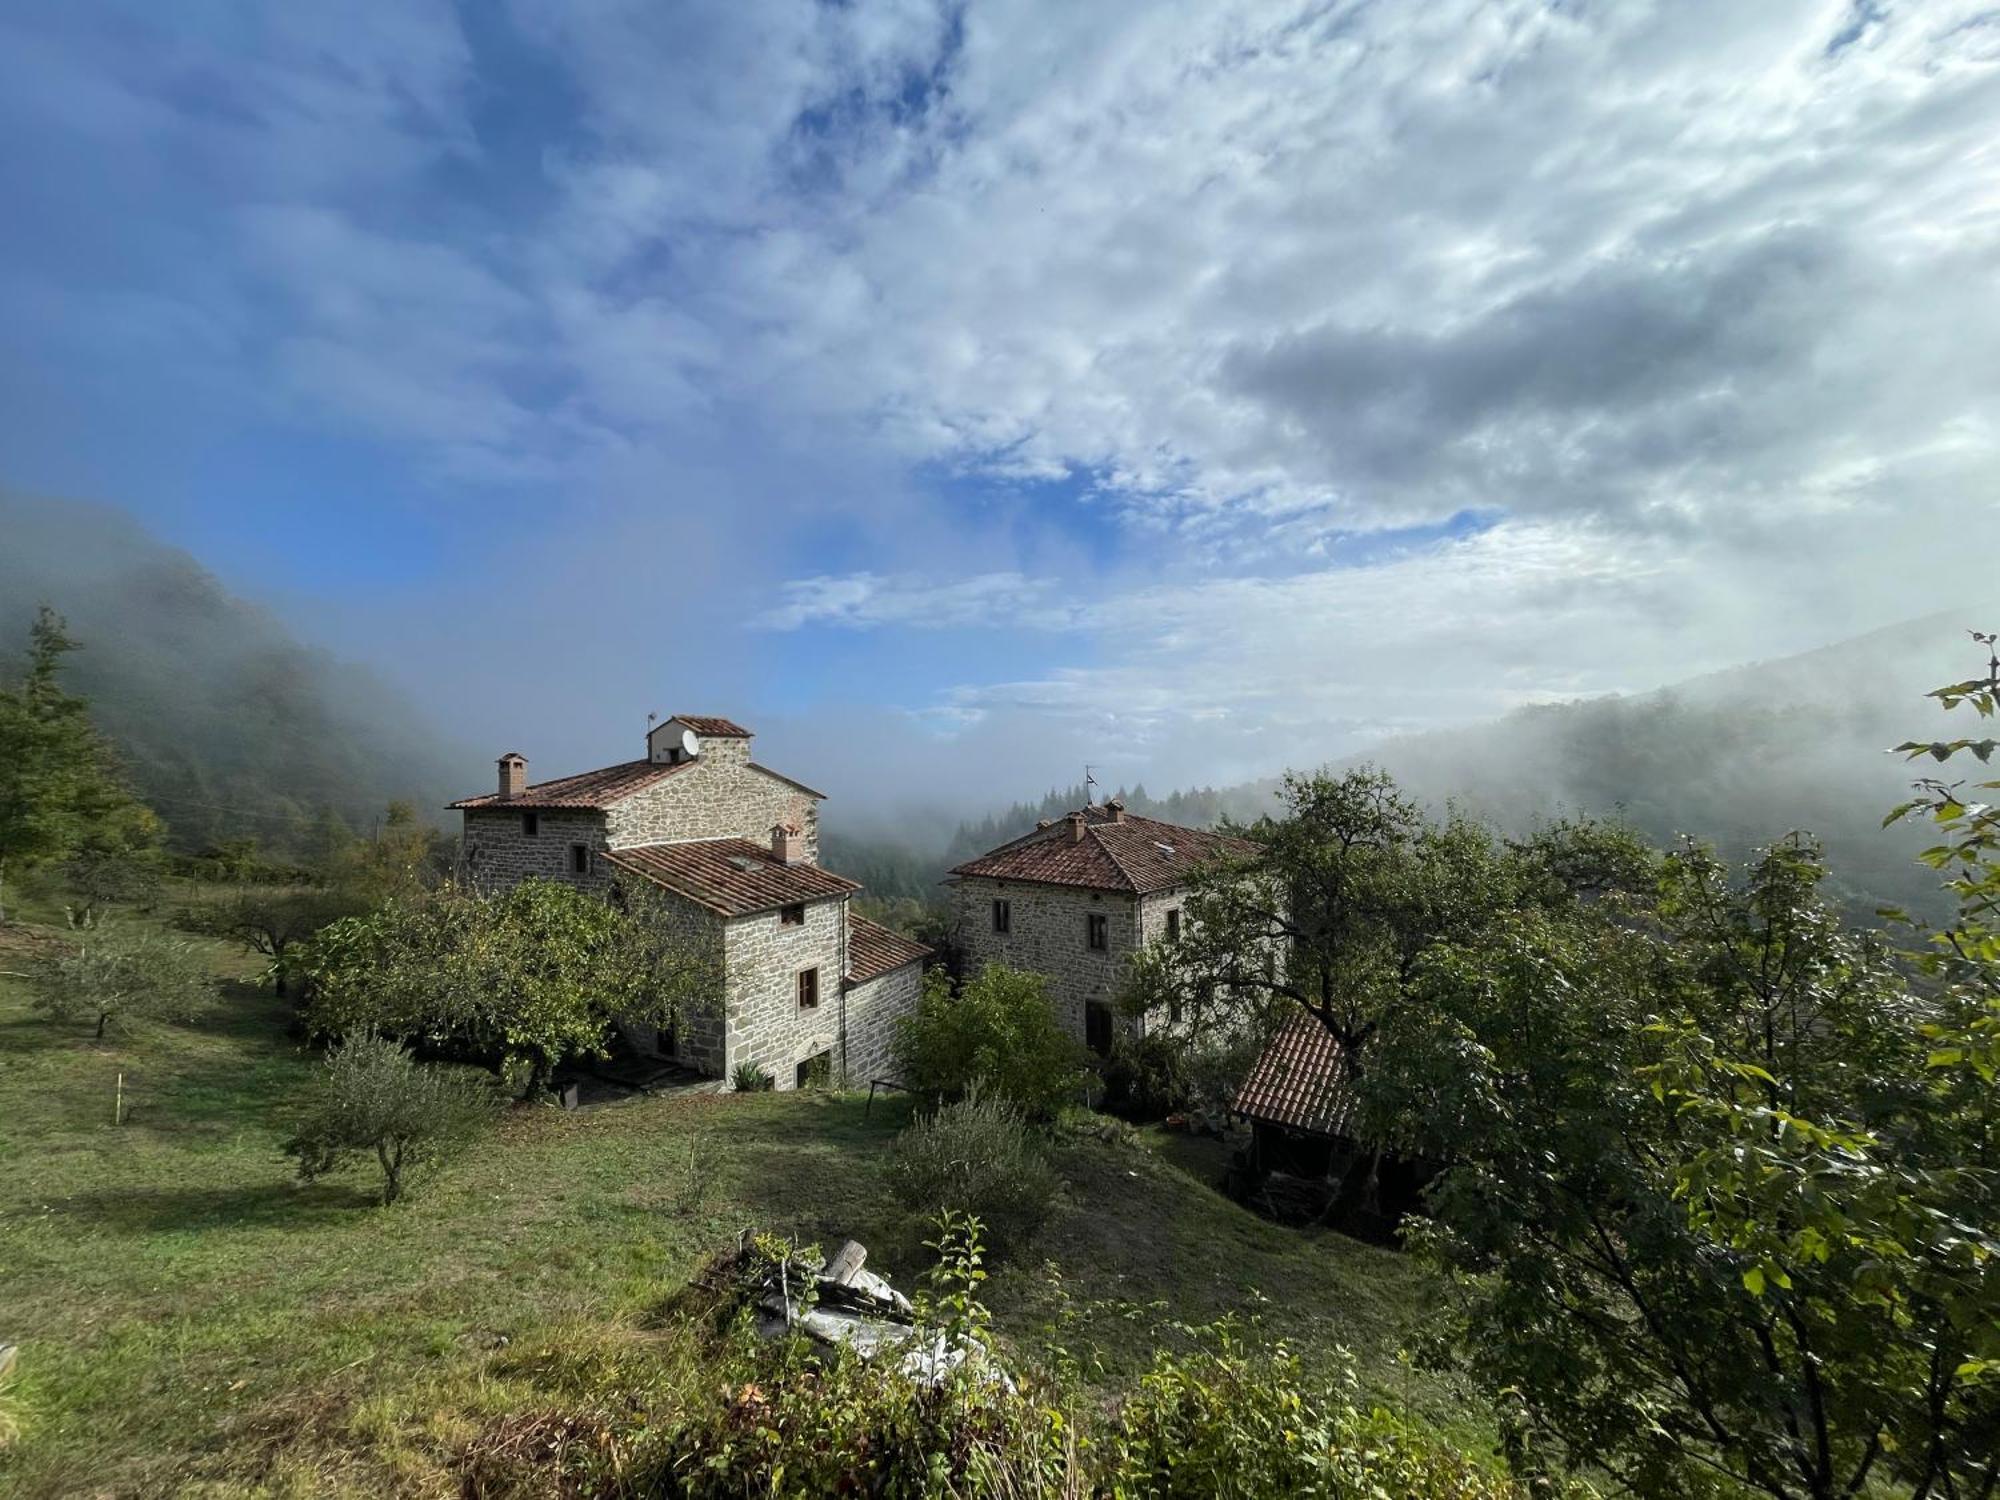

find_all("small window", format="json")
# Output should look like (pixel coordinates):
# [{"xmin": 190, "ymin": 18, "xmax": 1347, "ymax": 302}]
[
  {"xmin": 1165, "ymin": 908, "xmax": 1181, "ymax": 943},
  {"xmin": 521, "ymin": 811, "xmax": 539, "ymax": 837},
  {"xmin": 569, "ymin": 843, "xmax": 589, "ymax": 874},
  {"xmin": 780, "ymin": 903, "xmax": 806, "ymax": 926},
  {"xmin": 992, "ymin": 898, "xmax": 1011, "ymax": 934},
  {"xmin": 797, "ymin": 967, "xmax": 820, "ymax": 1010},
  {"xmin": 1087, "ymin": 913, "xmax": 1109, "ymax": 951},
  {"xmin": 796, "ymin": 1051, "xmax": 831, "ymax": 1090}
]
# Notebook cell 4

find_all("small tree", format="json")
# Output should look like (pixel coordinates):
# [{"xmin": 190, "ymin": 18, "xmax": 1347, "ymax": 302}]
[
  {"xmin": 283, "ymin": 1029, "xmax": 496, "ymax": 1205},
  {"xmin": 894, "ymin": 963, "xmax": 1090, "ymax": 1123},
  {"xmin": 28, "ymin": 925, "xmax": 209, "ymax": 1039},
  {"xmin": 182, "ymin": 885, "xmax": 368, "ymax": 997}
]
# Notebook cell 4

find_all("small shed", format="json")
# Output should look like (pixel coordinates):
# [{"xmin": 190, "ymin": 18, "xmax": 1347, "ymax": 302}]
[{"xmin": 1231, "ymin": 1010, "xmax": 1358, "ymax": 1180}]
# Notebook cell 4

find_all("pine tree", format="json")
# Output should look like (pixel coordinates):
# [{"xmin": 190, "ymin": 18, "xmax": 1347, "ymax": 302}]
[{"xmin": 0, "ymin": 606, "xmax": 161, "ymax": 922}]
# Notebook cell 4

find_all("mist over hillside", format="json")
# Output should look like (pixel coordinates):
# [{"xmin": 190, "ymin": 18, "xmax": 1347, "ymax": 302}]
[
  {"xmin": 832, "ymin": 616, "xmax": 1971, "ymax": 922},
  {"xmin": 0, "ymin": 493, "xmax": 469, "ymax": 854},
  {"xmin": 1340, "ymin": 615, "xmax": 1968, "ymax": 920}
]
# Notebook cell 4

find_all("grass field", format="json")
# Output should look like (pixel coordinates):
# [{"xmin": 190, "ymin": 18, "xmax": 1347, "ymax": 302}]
[{"xmin": 0, "ymin": 902, "xmax": 1467, "ymax": 1497}]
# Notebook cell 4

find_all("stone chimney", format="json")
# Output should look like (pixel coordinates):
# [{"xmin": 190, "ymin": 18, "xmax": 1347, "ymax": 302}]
[
  {"xmin": 771, "ymin": 822, "xmax": 805, "ymax": 865},
  {"xmin": 1106, "ymin": 796, "xmax": 1127, "ymax": 823},
  {"xmin": 1066, "ymin": 811, "xmax": 1086, "ymax": 844},
  {"xmin": 497, "ymin": 752, "xmax": 528, "ymax": 799}
]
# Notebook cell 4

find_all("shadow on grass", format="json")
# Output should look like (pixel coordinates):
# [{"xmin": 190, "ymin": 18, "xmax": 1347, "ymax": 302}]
[{"xmin": 47, "ymin": 1178, "xmax": 380, "ymax": 1233}]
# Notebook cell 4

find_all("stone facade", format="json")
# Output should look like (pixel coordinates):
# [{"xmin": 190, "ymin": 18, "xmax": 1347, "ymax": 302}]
[
  {"xmin": 841, "ymin": 962, "xmax": 923, "ymax": 1085},
  {"xmin": 605, "ymin": 757, "xmax": 820, "ymax": 859},
  {"xmin": 954, "ymin": 874, "xmax": 1178, "ymax": 1048},
  {"xmin": 461, "ymin": 807, "xmax": 614, "ymax": 894},
  {"xmin": 719, "ymin": 894, "xmax": 846, "ymax": 1088}
]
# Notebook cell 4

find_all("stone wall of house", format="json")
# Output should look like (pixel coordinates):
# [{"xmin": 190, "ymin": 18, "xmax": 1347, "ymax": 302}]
[
  {"xmin": 953, "ymin": 875, "xmax": 1141, "ymax": 1042},
  {"xmin": 720, "ymin": 895, "xmax": 847, "ymax": 1088},
  {"xmin": 840, "ymin": 960, "xmax": 923, "ymax": 1086},
  {"xmin": 614, "ymin": 885, "xmax": 729, "ymax": 1076},
  {"xmin": 605, "ymin": 756, "xmax": 820, "ymax": 858},
  {"xmin": 460, "ymin": 808, "xmax": 613, "ymax": 894}
]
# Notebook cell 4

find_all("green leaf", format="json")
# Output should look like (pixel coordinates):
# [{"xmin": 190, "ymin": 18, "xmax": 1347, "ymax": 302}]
[{"xmin": 1742, "ymin": 1266, "xmax": 1765, "ymax": 1296}]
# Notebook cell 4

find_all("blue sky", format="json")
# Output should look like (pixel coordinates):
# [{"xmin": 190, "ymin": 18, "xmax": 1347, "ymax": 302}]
[{"xmin": 2, "ymin": 1, "xmax": 1997, "ymax": 816}]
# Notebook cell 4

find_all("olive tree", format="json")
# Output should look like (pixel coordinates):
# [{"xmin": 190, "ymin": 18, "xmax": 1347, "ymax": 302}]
[
  {"xmin": 25, "ymin": 924, "xmax": 209, "ymax": 1039},
  {"xmin": 283, "ymin": 1028, "xmax": 497, "ymax": 1205}
]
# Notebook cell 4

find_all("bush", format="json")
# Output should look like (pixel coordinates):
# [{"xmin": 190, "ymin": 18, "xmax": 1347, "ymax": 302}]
[
  {"xmin": 731, "ymin": 1060, "xmax": 772, "ymax": 1092},
  {"xmin": 1106, "ymin": 1027, "xmax": 1266, "ymax": 1130},
  {"xmin": 27, "ymin": 924, "xmax": 209, "ymax": 1039},
  {"xmin": 283, "ymin": 1028, "xmax": 497, "ymax": 1205},
  {"xmin": 888, "ymin": 1090, "xmax": 1059, "ymax": 1254},
  {"xmin": 894, "ymin": 964, "xmax": 1090, "ymax": 1122}
]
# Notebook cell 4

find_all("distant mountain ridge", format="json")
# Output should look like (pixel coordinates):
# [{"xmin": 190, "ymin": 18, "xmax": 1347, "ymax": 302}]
[{"xmin": 0, "ymin": 493, "xmax": 468, "ymax": 855}]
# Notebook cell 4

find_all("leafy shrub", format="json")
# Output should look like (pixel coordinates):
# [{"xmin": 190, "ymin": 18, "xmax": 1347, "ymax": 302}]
[
  {"xmin": 888, "ymin": 1090, "xmax": 1059, "ymax": 1253},
  {"xmin": 1101, "ymin": 1326, "xmax": 1548, "ymax": 1498},
  {"xmin": 283, "ymin": 1028, "xmax": 497, "ymax": 1205},
  {"xmin": 731, "ymin": 1060, "xmax": 772, "ymax": 1092},
  {"xmin": 460, "ymin": 1231, "xmax": 1557, "ymax": 1500},
  {"xmin": 28, "ymin": 924, "xmax": 209, "ymax": 1039},
  {"xmin": 1107, "ymin": 1027, "xmax": 1268, "ymax": 1130},
  {"xmin": 894, "ymin": 963, "xmax": 1090, "ymax": 1122}
]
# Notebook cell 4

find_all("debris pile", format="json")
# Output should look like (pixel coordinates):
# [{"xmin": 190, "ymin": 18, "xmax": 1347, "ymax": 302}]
[{"xmin": 736, "ymin": 1236, "xmax": 1009, "ymax": 1390}]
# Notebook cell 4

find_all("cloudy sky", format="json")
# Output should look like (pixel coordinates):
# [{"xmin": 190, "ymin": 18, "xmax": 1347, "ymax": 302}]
[{"xmin": 2, "ymin": 1, "xmax": 1996, "ymax": 813}]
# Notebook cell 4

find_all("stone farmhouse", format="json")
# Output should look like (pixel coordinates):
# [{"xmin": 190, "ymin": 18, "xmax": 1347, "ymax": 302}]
[
  {"xmin": 449, "ymin": 715, "xmax": 929, "ymax": 1091},
  {"xmin": 948, "ymin": 800, "xmax": 1261, "ymax": 1055}
]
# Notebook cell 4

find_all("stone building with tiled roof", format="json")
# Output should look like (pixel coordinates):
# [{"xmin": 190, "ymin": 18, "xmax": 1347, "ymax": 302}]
[
  {"xmin": 947, "ymin": 801, "xmax": 1260, "ymax": 1055},
  {"xmin": 448, "ymin": 714, "xmax": 927, "ymax": 1090}
]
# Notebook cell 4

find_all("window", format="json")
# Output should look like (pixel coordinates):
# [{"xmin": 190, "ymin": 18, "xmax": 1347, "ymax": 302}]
[
  {"xmin": 521, "ymin": 811, "xmax": 539, "ymax": 837},
  {"xmin": 569, "ymin": 843, "xmax": 589, "ymax": 874},
  {"xmin": 1165, "ymin": 908, "xmax": 1181, "ymax": 943},
  {"xmin": 1087, "ymin": 913, "xmax": 1109, "ymax": 951},
  {"xmin": 797, "ymin": 967, "xmax": 820, "ymax": 1010},
  {"xmin": 796, "ymin": 1051, "xmax": 831, "ymax": 1090},
  {"xmin": 780, "ymin": 903, "xmax": 806, "ymax": 926},
  {"xmin": 992, "ymin": 898, "xmax": 1011, "ymax": 934}
]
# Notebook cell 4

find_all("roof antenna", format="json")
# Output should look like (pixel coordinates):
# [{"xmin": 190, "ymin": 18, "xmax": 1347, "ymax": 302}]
[{"xmin": 1084, "ymin": 763, "xmax": 1099, "ymax": 806}]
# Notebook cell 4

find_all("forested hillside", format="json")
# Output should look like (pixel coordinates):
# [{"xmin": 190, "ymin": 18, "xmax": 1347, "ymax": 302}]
[{"xmin": 0, "ymin": 494, "xmax": 466, "ymax": 856}]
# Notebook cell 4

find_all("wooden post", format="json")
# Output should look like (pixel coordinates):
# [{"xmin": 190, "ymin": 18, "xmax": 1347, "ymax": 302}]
[{"xmin": 115, "ymin": 1071, "xmax": 124, "ymax": 1126}]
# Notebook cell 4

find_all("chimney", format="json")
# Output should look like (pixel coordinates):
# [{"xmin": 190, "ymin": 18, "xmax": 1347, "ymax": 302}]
[
  {"xmin": 497, "ymin": 752, "xmax": 527, "ymax": 799},
  {"xmin": 1066, "ymin": 811, "xmax": 1086, "ymax": 844},
  {"xmin": 1106, "ymin": 796, "xmax": 1127, "ymax": 823},
  {"xmin": 771, "ymin": 822, "xmax": 805, "ymax": 865}
]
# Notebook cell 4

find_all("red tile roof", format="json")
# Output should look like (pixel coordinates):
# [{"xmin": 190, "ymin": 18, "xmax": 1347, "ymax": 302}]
[
  {"xmin": 605, "ymin": 839, "xmax": 860, "ymax": 918},
  {"xmin": 1233, "ymin": 1010, "xmax": 1359, "ymax": 1137},
  {"xmin": 845, "ymin": 914, "xmax": 932, "ymax": 984},
  {"xmin": 676, "ymin": 715, "xmax": 753, "ymax": 738},
  {"xmin": 449, "ymin": 758, "xmax": 692, "ymax": 811},
  {"xmin": 948, "ymin": 807, "xmax": 1260, "ymax": 894}
]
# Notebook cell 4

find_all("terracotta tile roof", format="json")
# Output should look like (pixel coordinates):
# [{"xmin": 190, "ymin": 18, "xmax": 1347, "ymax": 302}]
[
  {"xmin": 449, "ymin": 758, "xmax": 692, "ymax": 811},
  {"xmin": 845, "ymin": 914, "xmax": 932, "ymax": 985},
  {"xmin": 1233, "ymin": 1010, "xmax": 1359, "ymax": 1137},
  {"xmin": 676, "ymin": 715, "xmax": 753, "ymax": 738},
  {"xmin": 605, "ymin": 839, "xmax": 860, "ymax": 918},
  {"xmin": 948, "ymin": 807, "xmax": 1261, "ymax": 894}
]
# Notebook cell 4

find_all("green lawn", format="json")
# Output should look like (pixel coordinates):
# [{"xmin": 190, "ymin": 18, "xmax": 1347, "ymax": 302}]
[{"xmin": 0, "ymin": 913, "xmax": 1466, "ymax": 1497}]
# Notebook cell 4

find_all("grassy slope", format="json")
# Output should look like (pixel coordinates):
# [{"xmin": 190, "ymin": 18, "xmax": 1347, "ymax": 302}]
[{"xmin": 0, "ymin": 907, "xmax": 1462, "ymax": 1498}]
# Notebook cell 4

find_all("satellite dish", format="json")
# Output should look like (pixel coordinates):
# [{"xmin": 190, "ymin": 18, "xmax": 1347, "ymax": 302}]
[{"xmin": 680, "ymin": 728, "xmax": 701, "ymax": 758}]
